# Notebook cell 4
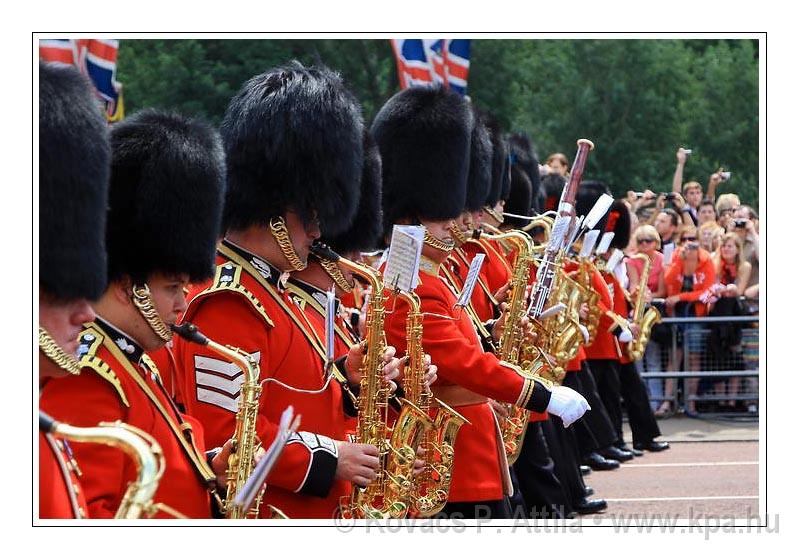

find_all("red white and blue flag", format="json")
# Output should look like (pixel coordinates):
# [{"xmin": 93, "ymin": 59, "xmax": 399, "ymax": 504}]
[
  {"xmin": 39, "ymin": 39, "xmax": 124, "ymax": 121},
  {"xmin": 391, "ymin": 39, "xmax": 471, "ymax": 96}
]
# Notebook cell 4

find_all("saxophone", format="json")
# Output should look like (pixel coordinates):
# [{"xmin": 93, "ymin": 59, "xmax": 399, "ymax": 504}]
[
  {"xmin": 486, "ymin": 230, "xmax": 546, "ymax": 465},
  {"xmin": 39, "ymin": 411, "xmax": 170, "ymax": 519},
  {"xmin": 171, "ymin": 323, "xmax": 272, "ymax": 519},
  {"xmin": 396, "ymin": 290, "xmax": 467, "ymax": 518},
  {"xmin": 310, "ymin": 243, "xmax": 431, "ymax": 519},
  {"xmin": 626, "ymin": 253, "xmax": 662, "ymax": 361},
  {"xmin": 573, "ymin": 257, "xmax": 603, "ymax": 344}
]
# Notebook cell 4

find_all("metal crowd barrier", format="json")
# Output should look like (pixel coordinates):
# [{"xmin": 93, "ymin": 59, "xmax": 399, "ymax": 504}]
[{"xmin": 637, "ymin": 314, "xmax": 759, "ymax": 418}]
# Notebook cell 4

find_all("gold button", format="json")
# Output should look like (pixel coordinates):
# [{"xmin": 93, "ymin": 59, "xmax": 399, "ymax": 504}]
[
  {"xmin": 78, "ymin": 507, "xmax": 86, "ymax": 518},
  {"xmin": 72, "ymin": 483, "xmax": 81, "ymax": 495}
]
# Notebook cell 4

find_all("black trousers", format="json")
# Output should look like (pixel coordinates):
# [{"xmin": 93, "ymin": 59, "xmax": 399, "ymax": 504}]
[
  {"xmin": 541, "ymin": 416, "xmax": 585, "ymax": 512},
  {"xmin": 618, "ymin": 360, "xmax": 662, "ymax": 444},
  {"xmin": 512, "ymin": 420, "xmax": 571, "ymax": 518},
  {"xmin": 563, "ymin": 364, "xmax": 617, "ymax": 457},
  {"xmin": 441, "ymin": 498, "xmax": 512, "ymax": 519},
  {"xmin": 587, "ymin": 359, "xmax": 624, "ymax": 445}
]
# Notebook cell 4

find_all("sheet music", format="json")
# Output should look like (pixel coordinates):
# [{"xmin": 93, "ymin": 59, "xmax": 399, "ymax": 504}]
[
  {"xmin": 583, "ymin": 193, "xmax": 614, "ymax": 230},
  {"xmin": 579, "ymin": 230, "xmax": 601, "ymax": 257},
  {"xmin": 605, "ymin": 248, "xmax": 624, "ymax": 272},
  {"xmin": 456, "ymin": 253, "xmax": 486, "ymax": 308},
  {"xmin": 547, "ymin": 215, "xmax": 571, "ymax": 251},
  {"xmin": 325, "ymin": 289, "xmax": 335, "ymax": 363},
  {"xmin": 565, "ymin": 216, "xmax": 584, "ymax": 250},
  {"xmin": 383, "ymin": 225, "xmax": 424, "ymax": 292},
  {"xmin": 596, "ymin": 232, "xmax": 615, "ymax": 255},
  {"xmin": 233, "ymin": 405, "xmax": 299, "ymax": 511}
]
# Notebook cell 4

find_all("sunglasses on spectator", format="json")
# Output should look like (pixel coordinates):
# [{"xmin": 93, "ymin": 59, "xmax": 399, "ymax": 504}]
[
  {"xmin": 681, "ymin": 236, "xmax": 697, "ymax": 242},
  {"xmin": 637, "ymin": 238, "xmax": 656, "ymax": 243}
]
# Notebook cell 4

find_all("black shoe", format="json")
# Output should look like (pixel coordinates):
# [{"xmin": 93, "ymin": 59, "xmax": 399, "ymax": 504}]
[
  {"xmin": 618, "ymin": 443, "xmax": 644, "ymax": 457},
  {"xmin": 584, "ymin": 452, "xmax": 620, "ymax": 471},
  {"xmin": 634, "ymin": 440, "xmax": 671, "ymax": 452},
  {"xmin": 580, "ymin": 465, "xmax": 592, "ymax": 476},
  {"xmin": 574, "ymin": 497, "xmax": 607, "ymax": 515},
  {"xmin": 584, "ymin": 486, "xmax": 594, "ymax": 497},
  {"xmin": 600, "ymin": 445, "xmax": 634, "ymax": 462}
]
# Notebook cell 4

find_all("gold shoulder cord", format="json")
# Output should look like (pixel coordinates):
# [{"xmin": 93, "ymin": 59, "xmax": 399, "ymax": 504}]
[
  {"xmin": 94, "ymin": 326, "xmax": 217, "ymax": 486},
  {"xmin": 423, "ymin": 230, "xmax": 455, "ymax": 252},
  {"xmin": 39, "ymin": 326, "xmax": 80, "ymax": 375},
  {"xmin": 439, "ymin": 265, "xmax": 494, "ymax": 342},
  {"xmin": 269, "ymin": 216, "xmax": 306, "ymax": 271}
]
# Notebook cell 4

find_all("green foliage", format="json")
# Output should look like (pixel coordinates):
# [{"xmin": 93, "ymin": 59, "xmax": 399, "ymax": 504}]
[{"xmin": 116, "ymin": 38, "xmax": 759, "ymax": 208}]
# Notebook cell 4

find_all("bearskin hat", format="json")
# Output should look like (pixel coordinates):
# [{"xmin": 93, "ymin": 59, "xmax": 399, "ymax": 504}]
[
  {"xmin": 504, "ymin": 166, "xmax": 533, "ymax": 229},
  {"xmin": 541, "ymin": 173, "xmax": 566, "ymax": 212},
  {"xmin": 509, "ymin": 133, "xmax": 544, "ymax": 213},
  {"xmin": 577, "ymin": 180, "xmax": 631, "ymax": 249},
  {"xmin": 372, "ymin": 86, "xmax": 473, "ymax": 236},
  {"xmin": 221, "ymin": 62, "xmax": 363, "ymax": 236},
  {"xmin": 465, "ymin": 108, "xmax": 492, "ymax": 212},
  {"xmin": 482, "ymin": 113, "xmax": 508, "ymax": 207},
  {"xmin": 106, "ymin": 109, "xmax": 226, "ymax": 284},
  {"xmin": 39, "ymin": 61, "xmax": 110, "ymax": 301},
  {"xmin": 324, "ymin": 131, "xmax": 383, "ymax": 254}
]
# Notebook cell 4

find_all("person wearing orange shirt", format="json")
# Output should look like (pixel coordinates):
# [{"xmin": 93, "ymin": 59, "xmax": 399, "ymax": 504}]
[
  {"xmin": 664, "ymin": 235, "xmax": 717, "ymax": 415},
  {"xmin": 38, "ymin": 62, "xmax": 110, "ymax": 520},
  {"xmin": 40, "ymin": 109, "xmax": 230, "ymax": 518}
]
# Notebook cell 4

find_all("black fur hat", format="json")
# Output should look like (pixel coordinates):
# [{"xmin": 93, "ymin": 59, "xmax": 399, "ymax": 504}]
[
  {"xmin": 465, "ymin": 109, "xmax": 492, "ymax": 212},
  {"xmin": 324, "ymin": 131, "xmax": 383, "ymax": 254},
  {"xmin": 541, "ymin": 173, "xmax": 566, "ymax": 212},
  {"xmin": 39, "ymin": 61, "xmax": 110, "ymax": 301},
  {"xmin": 106, "ymin": 109, "xmax": 226, "ymax": 284},
  {"xmin": 509, "ymin": 133, "xmax": 543, "ymax": 213},
  {"xmin": 221, "ymin": 62, "xmax": 363, "ymax": 236},
  {"xmin": 483, "ymin": 114, "xmax": 508, "ymax": 207},
  {"xmin": 504, "ymin": 166, "xmax": 533, "ymax": 229},
  {"xmin": 372, "ymin": 86, "xmax": 472, "ymax": 236},
  {"xmin": 576, "ymin": 180, "xmax": 631, "ymax": 249}
]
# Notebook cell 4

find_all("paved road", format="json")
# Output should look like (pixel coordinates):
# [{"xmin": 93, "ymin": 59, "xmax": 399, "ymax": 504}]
[{"xmin": 586, "ymin": 416, "xmax": 760, "ymax": 519}]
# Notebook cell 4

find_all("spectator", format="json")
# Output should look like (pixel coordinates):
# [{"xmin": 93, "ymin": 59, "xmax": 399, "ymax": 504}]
[
  {"xmin": 698, "ymin": 221, "xmax": 724, "ymax": 256},
  {"xmin": 730, "ymin": 205, "xmax": 759, "ymax": 293},
  {"xmin": 626, "ymin": 224, "xmax": 668, "ymax": 413},
  {"xmin": 706, "ymin": 233, "xmax": 753, "ymax": 409},
  {"xmin": 545, "ymin": 152, "xmax": 570, "ymax": 178},
  {"xmin": 672, "ymin": 148, "xmax": 713, "ymax": 224},
  {"xmin": 654, "ymin": 208, "xmax": 681, "ymax": 256},
  {"xmin": 664, "ymin": 238, "xmax": 716, "ymax": 416},
  {"xmin": 715, "ymin": 193, "xmax": 741, "ymax": 231},
  {"xmin": 697, "ymin": 198, "xmax": 717, "ymax": 227}
]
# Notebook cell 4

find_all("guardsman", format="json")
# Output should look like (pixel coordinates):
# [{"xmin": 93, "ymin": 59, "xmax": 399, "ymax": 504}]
[
  {"xmin": 38, "ymin": 62, "xmax": 110, "ymax": 519},
  {"xmin": 174, "ymin": 63, "xmax": 402, "ymax": 518},
  {"xmin": 40, "ymin": 109, "xmax": 229, "ymax": 518},
  {"xmin": 373, "ymin": 86, "xmax": 589, "ymax": 519}
]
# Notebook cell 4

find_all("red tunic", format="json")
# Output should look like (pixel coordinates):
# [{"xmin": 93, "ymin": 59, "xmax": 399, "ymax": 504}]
[
  {"xmin": 381, "ymin": 255, "xmax": 552, "ymax": 503},
  {"xmin": 584, "ymin": 266, "xmax": 622, "ymax": 360},
  {"xmin": 447, "ymin": 247, "xmax": 497, "ymax": 323},
  {"xmin": 39, "ymin": 318, "xmax": 214, "ymax": 519},
  {"xmin": 38, "ymin": 429, "xmax": 88, "ymax": 519},
  {"xmin": 604, "ymin": 270, "xmax": 634, "ymax": 365},
  {"xmin": 174, "ymin": 240, "xmax": 351, "ymax": 518},
  {"xmin": 463, "ymin": 238, "xmax": 512, "ymax": 296}
]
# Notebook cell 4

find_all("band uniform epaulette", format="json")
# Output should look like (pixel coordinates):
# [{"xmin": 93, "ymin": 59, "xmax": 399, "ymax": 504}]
[
  {"xmin": 76, "ymin": 327, "xmax": 130, "ymax": 407},
  {"xmin": 192, "ymin": 261, "xmax": 274, "ymax": 328}
]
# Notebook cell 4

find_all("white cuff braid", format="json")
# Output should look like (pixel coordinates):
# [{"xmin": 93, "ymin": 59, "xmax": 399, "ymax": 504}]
[{"xmin": 546, "ymin": 385, "xmax": 590, "ymax": 428}]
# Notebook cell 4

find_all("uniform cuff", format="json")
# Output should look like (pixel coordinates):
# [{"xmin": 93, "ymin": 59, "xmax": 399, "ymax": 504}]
[
  {"xmin": 524, "ymin": 379, "xmax": 553, "ymax": 413},
  {"xmin": 296, "ymin": 439, "xmax": 339, "ymax": 498}
]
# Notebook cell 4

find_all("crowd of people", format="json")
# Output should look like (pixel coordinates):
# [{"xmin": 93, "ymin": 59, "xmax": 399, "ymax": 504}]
[{"xmin": 38, "ymin": 57, "xmax": 757, "ymax": 523}]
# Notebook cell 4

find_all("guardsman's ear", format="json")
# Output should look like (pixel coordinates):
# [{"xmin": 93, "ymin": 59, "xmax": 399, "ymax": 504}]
[{"xmin": 112, "ymin": 276, "xmax": 134, "ymax": 305}]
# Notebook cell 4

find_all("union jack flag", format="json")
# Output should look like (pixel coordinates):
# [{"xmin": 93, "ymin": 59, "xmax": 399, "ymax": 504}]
[
  {"xmin": 39, "ymin": 39, "xmax": 124, "ymax": 122},
  {"xmin": 391, "ymin": 39, "xmax": 471, "ymax": 96}
]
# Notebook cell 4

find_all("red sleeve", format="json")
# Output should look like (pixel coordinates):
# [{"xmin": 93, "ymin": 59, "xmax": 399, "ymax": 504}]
[
  {"xmin": 664, "ymin": 261, "xmax": 683, "ymax": 296},
  {"xmin": 385, "ymin": 282, "xmax": 551, "ymax": 412},
  {"xmin": 176, "ymin": 293, "xmax": 322, "ymax": 496},
  {"xmin": 40, "ymin": 374, "xmax": 136, "ymax": 519}
]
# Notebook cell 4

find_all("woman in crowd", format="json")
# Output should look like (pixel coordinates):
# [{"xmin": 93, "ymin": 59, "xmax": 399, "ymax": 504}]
[
  {"xmin": 698, "ymin": 221, "xmax": 724, "ymax": 257},
  {"xmin": 545, "ymin": 152, "xmax": 570, "ymax": 177},
  {"xmin": 664, "ymin": 228, "xmax": 716, "ymax": 416},
  {"xmin": 626, "ymin": 224, "xmax": 668, "ymax": 415}
]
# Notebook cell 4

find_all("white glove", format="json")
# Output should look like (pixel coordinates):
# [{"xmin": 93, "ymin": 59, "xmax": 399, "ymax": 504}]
[
  {"xmin": 578, "ymin": 323, "xmax": 590, "ymax": 344},
  {"xmin": 617, "ymin": 328, "xmax": 633, "ymax": 343},
  {"xmin": 546, "ymin": 385, "xmax": 590, "ymax": 428}
]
